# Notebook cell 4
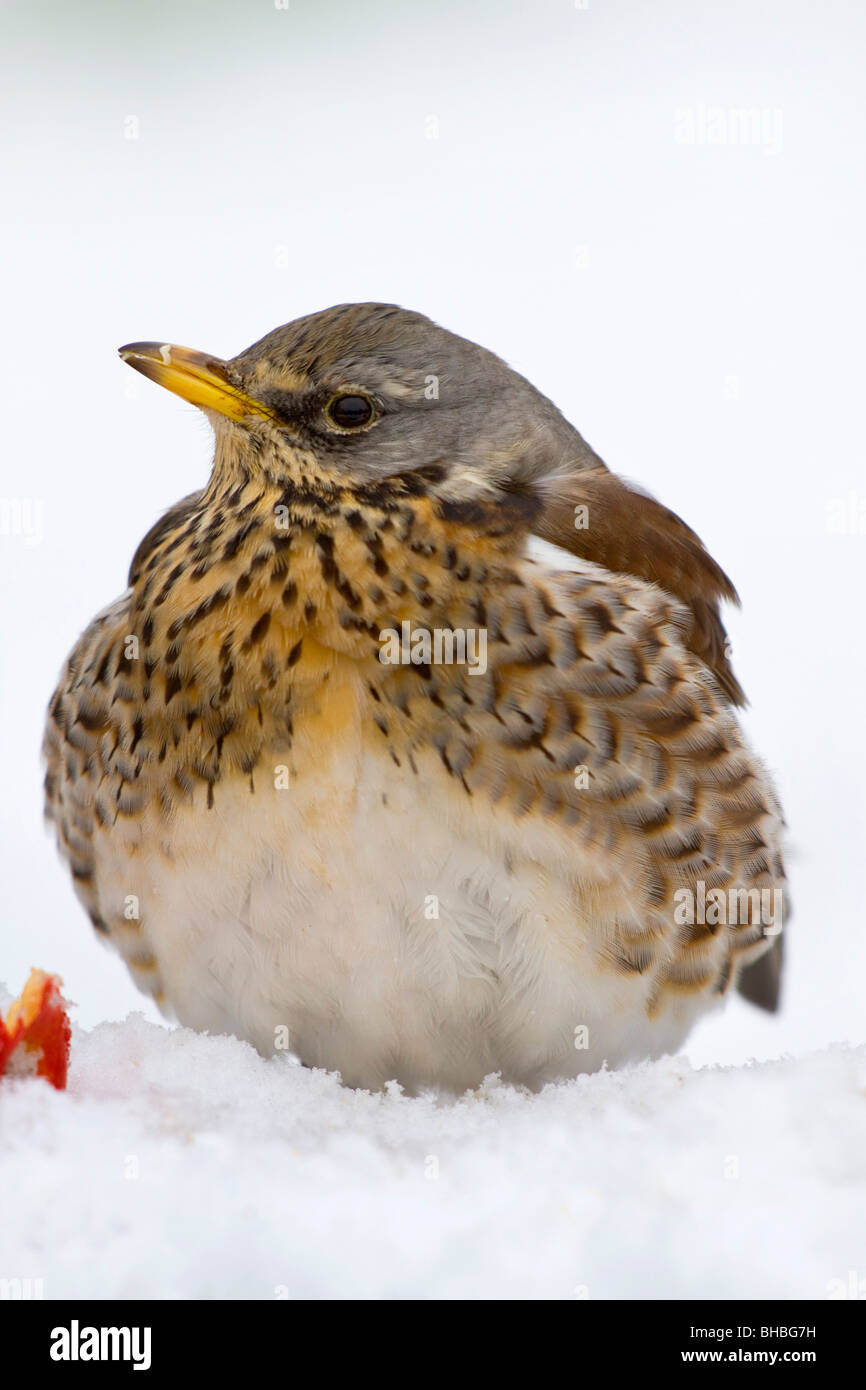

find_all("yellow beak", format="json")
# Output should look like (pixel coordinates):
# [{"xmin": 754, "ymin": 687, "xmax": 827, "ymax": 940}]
[{"xmin": 118, "ymin": 342, "xmax": 275, "ymax": 422}]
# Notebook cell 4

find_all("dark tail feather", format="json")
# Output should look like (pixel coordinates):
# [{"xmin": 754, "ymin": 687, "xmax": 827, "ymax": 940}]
[{"xmin": 737, "ymin": 935, "xmax": 784, "ymax": 1012}]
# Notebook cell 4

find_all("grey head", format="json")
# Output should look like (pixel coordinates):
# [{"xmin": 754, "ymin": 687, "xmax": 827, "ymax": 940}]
[{"xmin": 225, "ymin": 301, "xmax": 601, "ymax": 499}]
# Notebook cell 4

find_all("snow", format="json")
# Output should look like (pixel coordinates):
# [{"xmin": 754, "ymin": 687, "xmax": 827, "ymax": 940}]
[{"xmin": 1, "ymin": 997, "xmax": 863, "ymax": 1300}]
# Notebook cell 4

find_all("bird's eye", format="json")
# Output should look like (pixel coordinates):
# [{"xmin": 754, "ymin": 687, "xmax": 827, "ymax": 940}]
[{"xmin": 325, "ymin": 393, "xmax": 376, "ymax": 430}]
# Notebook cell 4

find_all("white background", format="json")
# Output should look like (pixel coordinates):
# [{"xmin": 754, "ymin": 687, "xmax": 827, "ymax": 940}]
[{"xmin": 2, "ymin": 0, "xmax": 864, "ymax": 1066}]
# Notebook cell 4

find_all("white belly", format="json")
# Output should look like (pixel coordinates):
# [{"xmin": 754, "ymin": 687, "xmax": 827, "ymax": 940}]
[{"xmin": 97, "ymin": 741, "xmax": 708, "ymax": 1092}]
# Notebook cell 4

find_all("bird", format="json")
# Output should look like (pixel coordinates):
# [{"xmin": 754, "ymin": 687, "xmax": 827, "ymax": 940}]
[{"xmin": 43, "ymin": 303, "xmax": 786, "ymax": 1092}]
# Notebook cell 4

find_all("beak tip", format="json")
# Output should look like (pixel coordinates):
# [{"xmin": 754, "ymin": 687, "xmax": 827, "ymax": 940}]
[
  {"xmin": 112, "ymin": 341, "xmax": 265, "ymax": 421},
  {"xmin": 119, "ymin": 341, "xmax": 169, "ymax": 362}
]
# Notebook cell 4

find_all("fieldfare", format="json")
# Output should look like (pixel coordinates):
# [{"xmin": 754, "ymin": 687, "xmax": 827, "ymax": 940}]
[{"xmin": 44, "ymin": 304, "xmax": 786, "ymax": 1091}]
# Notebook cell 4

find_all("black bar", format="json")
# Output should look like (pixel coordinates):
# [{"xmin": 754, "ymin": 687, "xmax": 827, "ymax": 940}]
[{"xmin": 5, "ymin": 1299, "xmax": 858, "ymax": 1374}]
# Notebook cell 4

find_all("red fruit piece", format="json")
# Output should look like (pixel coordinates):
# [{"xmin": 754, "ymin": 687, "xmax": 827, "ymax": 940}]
[{"xmin": 0, "ymin": 970, "xmax": 72, "ymax": 1090}]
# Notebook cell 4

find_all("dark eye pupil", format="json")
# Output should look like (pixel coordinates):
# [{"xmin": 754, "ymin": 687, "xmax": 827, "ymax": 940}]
[{"xmin": 328, "ymin": 394, "xmax": 373, "ymax": 428}]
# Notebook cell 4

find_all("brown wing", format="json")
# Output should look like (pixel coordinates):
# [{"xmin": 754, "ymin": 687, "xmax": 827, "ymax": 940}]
[
  {"xmin": 43, "ymin": 596, "xmax": 129, "ymax": 938},
  {"xmin": 45, "ymin": 489, "xmax": 204, "ymax": 934},
  {"xmin": 530, "ymin": 467, "xmax": 746, "ymax": 706},
  {"xmin": 128, "ymin": 490, "xmax": 204, "ymax": 585}
]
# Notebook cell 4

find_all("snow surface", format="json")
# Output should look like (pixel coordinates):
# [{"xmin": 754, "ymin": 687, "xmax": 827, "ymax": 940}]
[{"xmin": 1, "ymin": 996, "xmax": 863, "ymax": 1301}]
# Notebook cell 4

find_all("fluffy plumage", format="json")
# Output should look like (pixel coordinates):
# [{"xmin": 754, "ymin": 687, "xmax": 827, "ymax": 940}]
[{"xmin": 44, "ymin": 304, "xmax": 785, "ymax": 1090}]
